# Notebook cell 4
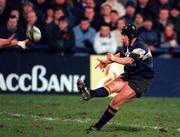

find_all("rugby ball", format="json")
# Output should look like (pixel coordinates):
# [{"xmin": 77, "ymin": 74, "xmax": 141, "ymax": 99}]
[{"xmin": 26, "ymin": 25, "xmax": 42, "ymax": 42}]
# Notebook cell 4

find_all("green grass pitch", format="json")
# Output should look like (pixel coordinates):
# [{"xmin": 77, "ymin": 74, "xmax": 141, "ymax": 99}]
[{"xmin": 0, "ymin": 94, "xmax": 180, "ymax": 137}]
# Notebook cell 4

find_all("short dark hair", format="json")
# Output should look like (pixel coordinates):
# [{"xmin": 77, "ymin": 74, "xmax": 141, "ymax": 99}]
[
  {"xmin": 58, "ymin": 16, "xmax": 68, "ymax": 22},
  {"xmin": 54, "ymin": 6, "xmax": 64, "ymax": 12},
  {"xmin": 117, "ymin": 17, "xmax": 126, "ymax": 23},
  {"xmin": 8, "ymin": 15, "xmax": 17, "ymax": 20},
  {"xmin": 111, "ymin": 10, "xmax": 119, "ymax": 15},
  {"xmin": 144, "ymin": 16, "xmax": 153, "ymax": 22},
  {"xmin": 125, "ymin": 1, "xmax": 136, "ymax": 8},
  {"xmin": 80, "ymin": 16, "xmax": 89, "ymax": 22},
  {"xmin": 101, "ymin": 22, "xmax": 110, "ymax": 28},
  {"xmin": 85, "ymin": 7, "xmax": 94, "ymax": 12},
  {"xmin": 160, "ymin": 7, "xmax": 169, "ymax": 11}
]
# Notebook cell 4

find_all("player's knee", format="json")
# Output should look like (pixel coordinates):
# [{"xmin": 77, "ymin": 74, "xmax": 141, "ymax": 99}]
[{"xmin": 110, "ymin": 98, "xmax": 124, "ymax": 109}]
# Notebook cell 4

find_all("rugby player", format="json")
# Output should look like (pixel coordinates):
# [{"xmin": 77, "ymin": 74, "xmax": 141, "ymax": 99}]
[
  {"xmin": 77, "ymin": 24, "xmax": 154, "ymax": 133},
  {"xmin": 0, "ymin": 34, "xmax": 29, "ymax": 49}
]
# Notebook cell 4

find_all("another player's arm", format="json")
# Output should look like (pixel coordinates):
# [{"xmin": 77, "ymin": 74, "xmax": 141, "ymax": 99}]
[
  {"xmin": 0, "ymin": 34, "xmax": 16, "ymax": 48},
  {"xmin": 0, "ymin": 39, "xmax": 10, "ymax": 48}
]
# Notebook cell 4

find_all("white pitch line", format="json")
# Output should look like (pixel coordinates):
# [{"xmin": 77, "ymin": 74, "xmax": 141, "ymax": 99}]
[{"xmin": 0, "ymin": 111, "xmax": 180, "ymax": 132}]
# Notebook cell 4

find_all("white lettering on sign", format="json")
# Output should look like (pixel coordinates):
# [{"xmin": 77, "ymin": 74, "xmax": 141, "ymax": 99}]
[{"xmin": 0, "ymin": 65, "xmax": 86, "ymax": 93}]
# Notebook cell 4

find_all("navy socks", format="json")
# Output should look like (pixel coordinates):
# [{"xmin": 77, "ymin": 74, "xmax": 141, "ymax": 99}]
[
  {"xmin": 93, "ymin": 105, "xmax": 117, "ymax": 130},
  {"xmin": 90, "ymin": 87, "xmax": 110, "ymax": 97}
]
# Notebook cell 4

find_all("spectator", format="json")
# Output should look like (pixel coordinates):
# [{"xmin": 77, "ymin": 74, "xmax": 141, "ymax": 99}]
[
  {"xmin": 53, "ymin": 6, "xmax": 65, "ymax": 25},
  {"xmin": 26, "ymin": 10, "xmax": 47, "ymax": 44},
  {"xmin": 139, "ymin": 17, "xmax": 160, "ymax": 52},
  {"xmin": 74, "ymin": 0, "xmax": 88, "ymax": 22},
  {"xmin": 9, "ymin": 8, "xmax": 20, "ymax": 21},
  {"xmin": 160, "ymin": 24, "xmax": 179, "ymax": 48},
  {"xmin": 102, "ymin": 0, "xmax": 125, "ymax": 17},
  {"xmin": 73, "ymin": 17, "xmax": 96, "ymax": 54},
  {"xmin": 50, "ymin": 0, "xmax": 77, "ymax": 27},
  {"xmin": 154, "ymin": 0, "xmax": 172, "ymax": 17},
  {"xmin": 20, "ymin": 0, "xmax": 34, "ymax": 28},
  {"xmin": 100, "ymin": 3, "xmax": 112, "ymax": 25},
  {"xmin": 0, "ymin": 15, "xmax": 26, "ymax": 40},
  {"xmin": 136, "ymin": 0, "xmax": 155, "ymax": 19},
  {"xmin": 112, "ymin": 17, "xmax": 126, "ymax": 48},
  {"xmin": 51, "ymin": 16, "xmax": 75, "ymax": 54},
  {"xmin": 45, "ymin": 6, "xmax": 67, "ymax": 46},
  {"xmin": 170, "ymin": 6, "xmax": 180, "ymax": 45},
  {"xmin": 155, "ymin": 7, "xmax": 171, "ymax": 33},
  {"xmin": 134, "ymin": 12, "xmax": 144, "ymax": 31},
  {"xmin": 94, "ymin": 23, "xmax": 117, "ymax": 54},
  {"xmin": 75, "ymin": 0, "xmax": 97, "ymax": 16},
  {"xmin": 110, "ymin": 10, "xmax": 119, "ymax": 30},
  {"xmin": 44, "ymin": 6, "xmax": 54, "ymax": 25},
  {"xmin": 33, "ymin": 0, "xmax": 49, "ymax": 22},
  {"xmin": 44, "ymin": 6, "xmax": 56, "ymax": 45},
  {"xmin": 83, "ymin": 7, "xmax": 101, "ymax": 31},
  {"xmin": 124, "ymin": 1, "xmax": 136, "ymax": 24}
]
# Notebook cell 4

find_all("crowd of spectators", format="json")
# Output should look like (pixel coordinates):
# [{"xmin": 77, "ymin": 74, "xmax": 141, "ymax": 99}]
[{"xmin": 0, "ymin": 0, "xmax": 180, "ymax": 57}]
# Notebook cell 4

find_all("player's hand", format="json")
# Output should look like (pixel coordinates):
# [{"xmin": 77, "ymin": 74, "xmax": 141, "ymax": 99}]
[
  {"xmin": 10, "ymin": 39, "xmax": 18, "ymax": 47},
  {"xmin": 107, "ymin": 53, "xmax": 115, "ymax": 61},
  {"xmin": 95, "ymin": 58, "xmax": 111, "ymax": 72}
]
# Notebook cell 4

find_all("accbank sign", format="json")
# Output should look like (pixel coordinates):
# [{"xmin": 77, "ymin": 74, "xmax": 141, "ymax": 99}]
[{"xmin": 0, "ymin": 65, "xmax": 86, "ymax": 93}]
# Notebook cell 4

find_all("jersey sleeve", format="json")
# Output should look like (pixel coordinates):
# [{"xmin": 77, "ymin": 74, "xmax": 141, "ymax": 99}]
[{"xmin": 129, "ymin": 43, "xmax": 148, "ymax": 60}]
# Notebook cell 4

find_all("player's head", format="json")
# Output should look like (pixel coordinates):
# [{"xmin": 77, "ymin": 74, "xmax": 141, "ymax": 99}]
[{"xmin": 121, "ymin": 24, "xmax": 137, "ymax": 45}]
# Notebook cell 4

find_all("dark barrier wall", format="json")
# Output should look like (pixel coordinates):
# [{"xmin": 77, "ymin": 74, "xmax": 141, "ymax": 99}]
[
  {"xmin": 145, "ymin": 58, "xmax": 180, "ymax": 97},
  {"xmin": 0, "ymin": 52, "xmax": 89, "ymax": 94},
  {"xmin": 0, "ymin": 52, "xmax": 180, "ymax": 97}
]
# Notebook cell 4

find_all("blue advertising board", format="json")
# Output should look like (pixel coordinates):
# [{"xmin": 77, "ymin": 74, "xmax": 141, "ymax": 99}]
[
  {"xmin": 0, "ymin": 51, "xmax": 180, "ymax": 97},
  {"xmin": 0, "ymin": 52, "xmax": 89, "ymax": 94},
  {"xmin": 145, "ymin": 58, "xmax": 180, "ymax": 97}
]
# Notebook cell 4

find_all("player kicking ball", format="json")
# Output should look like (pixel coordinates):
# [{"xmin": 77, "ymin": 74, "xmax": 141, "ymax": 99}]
[{"xmin": 77, "ymin": 24, "xmax": 154, "ymax": 133}]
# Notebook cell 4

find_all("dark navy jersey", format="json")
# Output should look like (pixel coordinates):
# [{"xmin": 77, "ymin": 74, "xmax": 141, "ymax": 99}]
[{"xmin": 120, "ymin": 39, "xmax": 154, "ymax": 78}]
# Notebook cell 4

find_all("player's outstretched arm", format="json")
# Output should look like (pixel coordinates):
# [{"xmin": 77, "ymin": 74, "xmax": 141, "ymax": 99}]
[
  {"xmin": 107, "ymin": 53, "xmax": 134, "ymax": 65},
  {"xmin": 0, "ymin": 39, "xmax": 10, "ymax": 48},
  {"xmin": 95, "ymin": 53, "xmax": 120, "ymax": 71}
]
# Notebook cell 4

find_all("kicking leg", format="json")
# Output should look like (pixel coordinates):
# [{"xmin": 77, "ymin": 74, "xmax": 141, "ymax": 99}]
[
  {"xmin": 77, "ymin": 77, "xmax": 127, "ymax": 101},
  {"xmin": 87, "ymin": 84, "xmax": 137, "ymax": 132},
  {"xmin": 77, "ymin": 79, "xmax": 111, "ymax": 101}
]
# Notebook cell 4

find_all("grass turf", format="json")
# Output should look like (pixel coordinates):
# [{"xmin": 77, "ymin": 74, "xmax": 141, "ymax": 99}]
[{"xmin": 0, "ymin": 94, "xmax": 180, "ymax": 137}]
